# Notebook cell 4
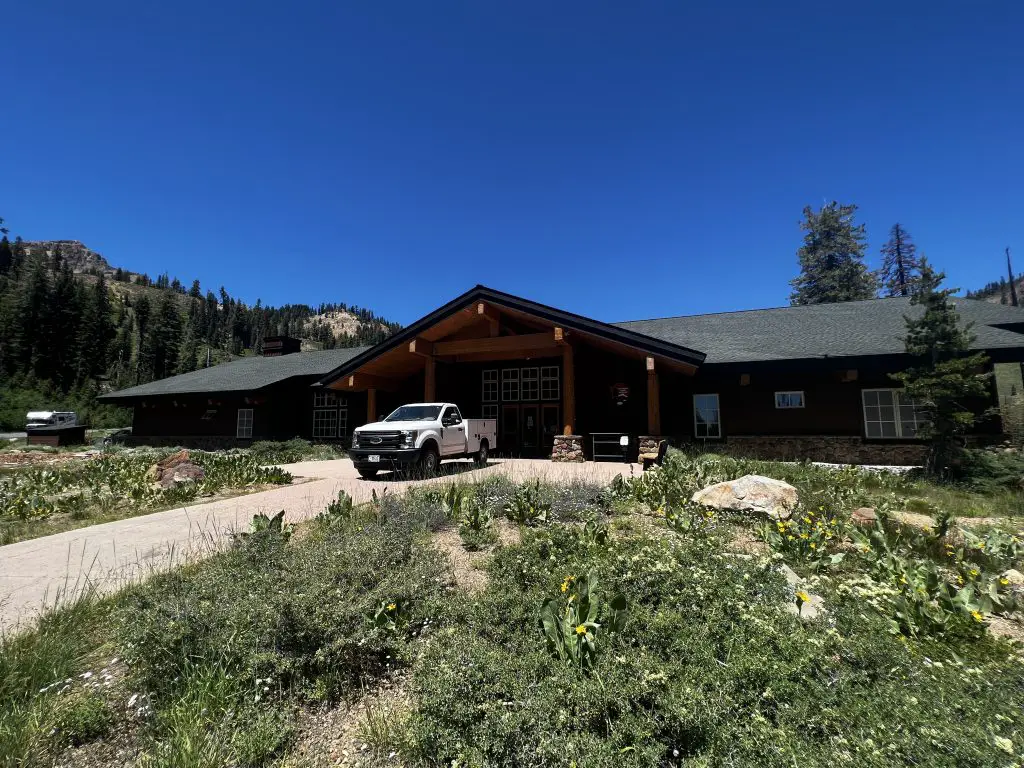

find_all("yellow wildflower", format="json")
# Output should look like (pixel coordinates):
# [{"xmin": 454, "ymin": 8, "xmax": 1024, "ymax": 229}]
[
  {"xmin": 803, "ymin": 517, "xmax": 812, "ymax": 524},
  {"xmin": 970, "ymin": 568, "xmax": 980, "ymax": 578},
  {"xmin": 387, "ymin": 603, "xmax": 396, "ymax": 611},
  {"xmin": 809, "ymin": 542, "xmax": 817, "ymax": 550},
  {"xmin": 971, "ymin": 610, "xmax": 984, "ymax": 623},
  {"xmin": 1000, "ymin": 578, "xmax": 1010, "ymax": 586},
  {"xmin": 575, "ymin": 624, "xmax": 587, "ymax": 635},
  {"xmin": 800, "ymin": 533, "xmax": 809, "ymax": 540},
  {"xmin": 796, "ymin": 590, "xmax": 810, "ymax": 604}
]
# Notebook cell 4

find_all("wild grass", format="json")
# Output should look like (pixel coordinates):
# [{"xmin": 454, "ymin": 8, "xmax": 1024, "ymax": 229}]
[
  {"xmin": 2, "ymin": 453, "xmax": 1024, "ymax": 766},
  {"xmin": 0, "ymin": 449, "xmax": 293, "ymax": 545}
]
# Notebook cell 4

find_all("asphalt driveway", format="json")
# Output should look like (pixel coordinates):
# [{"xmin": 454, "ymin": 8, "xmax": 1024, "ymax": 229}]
[{"xmin": 0, "ymin": 457, "xmax": 636, "ymax": 630}]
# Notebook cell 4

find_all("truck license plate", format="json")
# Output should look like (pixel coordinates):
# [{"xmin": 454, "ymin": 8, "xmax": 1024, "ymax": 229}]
[{"xmin": 368, "ymin": 455, "xmax": 380, "ymax": 463}]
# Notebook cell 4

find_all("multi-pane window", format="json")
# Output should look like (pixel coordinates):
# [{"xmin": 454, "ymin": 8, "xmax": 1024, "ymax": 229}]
[
  {"xmin": 482, "ymin": 404, "xmax": 498, "ymax": 421},
  {"xmin": 541, "ymin": 366, "xmax": 560, "ymax": 400},
  {"xmin": 775, "ymin": 391, "xmax": 805, "ymax": 409},
  {"xmin": 312, "ymin": 408, "xmax": 338, "ymax": 438},
  {"xmin": 312, "ymin": 393, "xmax": 348, "ymax": 438},
  {"xmin": 521, "ymin": 368, "xmax": 539, "ymax": 400},
  {"xmin": 482, "ymin": 370, "xmax": 498, "ymax": 402},
  {"xmin": 236, "ymin": 408, "xmax": 254, "ymax": 438},
  {"xmin": 693, "ymin": 394, "xmax": 721, "ymax": 438},
  {"xmin": 313, "ymin": 390, "xmax": 338, "ymax": 408},
  {"xmin": 862, "ymin": 389, "xmax": 925, "ymax": 438},
  {"xmin": 501, "ymin": 369, "xmax": 520, "ymax": 401}
]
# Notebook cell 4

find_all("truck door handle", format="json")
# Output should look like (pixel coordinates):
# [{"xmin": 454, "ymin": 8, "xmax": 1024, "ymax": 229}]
[{"xmin": 456, "ymin": 427, "xmax": 463, "ymax": 431}]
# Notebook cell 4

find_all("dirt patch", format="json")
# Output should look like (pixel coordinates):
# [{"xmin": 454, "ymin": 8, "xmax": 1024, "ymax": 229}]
[
  {"xmin": 989, "ymin": 614, "xmax": 1024, "ymax": 645},
  {"xmin": 728, "ymin": 525, "xmax": 771, "ymax": 556},
  {"xmin": 431, "ymin": 520, "xmax": 519, "ymax": 593},
  {"xmin": 290, "ymin": 673, "xmax": 412, "ymax": 767}
]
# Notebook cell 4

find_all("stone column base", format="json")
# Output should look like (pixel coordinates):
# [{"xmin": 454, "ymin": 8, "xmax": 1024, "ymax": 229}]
[
  {"xmin": 551, "ymin": 434, "xmax": 585, "ymax": 462},
  {"xmin": 638, "ymin": 436, "xmax": 663, "ymax": 455}
]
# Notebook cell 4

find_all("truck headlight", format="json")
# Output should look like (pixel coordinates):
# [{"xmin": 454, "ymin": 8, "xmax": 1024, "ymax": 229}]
[
  {"xmin": 351, "ymin": 432, "xmax": 361, "ymax": 448},
  {"xmin": 400, "ymin": 430, "xmax": 417, "ymax": 448}
]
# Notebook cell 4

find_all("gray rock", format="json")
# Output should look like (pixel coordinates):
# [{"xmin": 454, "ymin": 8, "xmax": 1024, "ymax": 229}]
[{"xmin": 691, "ymin": 474, "xmax": 798, "ymax": 520}]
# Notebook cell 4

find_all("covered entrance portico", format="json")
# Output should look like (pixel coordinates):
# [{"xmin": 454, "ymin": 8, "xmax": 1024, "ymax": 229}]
[{"xmin": 315, "ymin": 287, "xmax": 705, "ymax": 459}]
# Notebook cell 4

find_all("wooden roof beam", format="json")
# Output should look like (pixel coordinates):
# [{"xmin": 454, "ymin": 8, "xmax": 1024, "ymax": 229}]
[
  {"xmin": 408, "ymin": 338, "xmax": 433, "ymax": 357},
  {"xmin": 477, "ymin": 302, "xmax": 500, "ymax": 337},
  {"xmin": 339, "ymin": 372, "xmax": 397, "ymax": 391},
  {"xmin": 432, "ymin": 332, "xmax": 554, "ymax": 357}
]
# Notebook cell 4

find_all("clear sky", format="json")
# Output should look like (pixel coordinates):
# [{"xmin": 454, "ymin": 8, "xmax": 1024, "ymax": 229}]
[{"xmin": 2, "ymin": 1, "xmax": 1022, "ymax": 325}]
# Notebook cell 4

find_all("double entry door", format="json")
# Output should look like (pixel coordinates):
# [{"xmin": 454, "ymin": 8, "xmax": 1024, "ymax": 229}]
[{"xmin": 483, "ymin": 366, "xmax": 560, "ymax": 456}]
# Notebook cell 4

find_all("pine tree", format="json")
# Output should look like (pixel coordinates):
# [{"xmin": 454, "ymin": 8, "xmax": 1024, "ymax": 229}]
[
  {"xmin": 77, "ymin": 274, "xmax": 113, "ymax": 381},
  {"xmin": 0, "ymin": 236, "xmax": 12, "ymax": 275},
  {"xmin": 789, "ymin": 202, "xmax": 877, "ymax": 305},
  {"xmin": 877, "ymin": 223, "xmax": 921, "ymax": 297},
  {"xmin": 176, "ymin": 300, "xmax": 200, "ymax": 374},
  {"xmin": 891, "ymin": 259, "xmax": 991, "ymax": 476}
]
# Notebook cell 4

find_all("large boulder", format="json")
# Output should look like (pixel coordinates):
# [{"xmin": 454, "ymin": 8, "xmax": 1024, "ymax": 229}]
[
  {"xmin": 691, "ymin": 474, "xmax": 798, "ymax": 520},
  {"xmin": 159, "ymin": 462, "xmax": 205, "ymax": 489}
]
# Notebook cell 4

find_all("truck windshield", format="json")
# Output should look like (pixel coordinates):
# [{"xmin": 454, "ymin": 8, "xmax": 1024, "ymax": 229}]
[{"xmin": 384, "ymin": 405, "xmax": 443, "ymax": 422}]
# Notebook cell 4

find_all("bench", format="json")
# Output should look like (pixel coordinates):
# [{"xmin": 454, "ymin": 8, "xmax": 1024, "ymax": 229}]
[{"xmin": 639, "ymin": 440, "xmax": 668, "ymax": 471}]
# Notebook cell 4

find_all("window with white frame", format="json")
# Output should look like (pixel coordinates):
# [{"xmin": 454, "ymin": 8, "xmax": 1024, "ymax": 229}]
[
  {"xmin": 521, "ymin": 367, "xmax": 539, "ymax": 400},
  {"xmin": 775, "ymin": 391, "xmax": 805, "ymax": 409},
  {"xmin": 541, "ymin": 366, "xmax": 560, "ymax": 400},
  {"xmin": 501, "ymin": 368, "xmax": 519, "ymax": 401},
  {"xmin": 236, "ymin": 408, "xmax": 254, "ymax": 438},
  {"xmin": 862, "ymin": 388, "xmax": 925, "ymax": 438},
  {"xmin": 313, "ymin": 390, "xmax": 338, "ymax": 408},
  {"xmin": 693, "ymin": 394, "xmax": 721, "ymax": 438},
  {"xmin": 482, "ymin": 403, "xmax": 498, "ymax": 421},
  {"xmin": 312, "ymin": 392, "xmax": 348, "ymax": 438},
  {"xmin": 312, "ymin": 408, "xmax": 338, "ymax": 438},
  {"xmin": 482, "ymin": 369, "xmax": 498, "ymax": 402}
]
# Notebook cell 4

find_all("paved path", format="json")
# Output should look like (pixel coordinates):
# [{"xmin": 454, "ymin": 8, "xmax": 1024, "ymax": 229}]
[{"xmin": 0, "ymin": 458, "xmax": 637, "ymax": 631}]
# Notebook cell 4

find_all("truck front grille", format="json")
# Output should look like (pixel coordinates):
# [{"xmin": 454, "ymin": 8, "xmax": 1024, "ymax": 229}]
[{"xmin": 360, "ymin": 431, "xmax": 403, "ymax": 449}]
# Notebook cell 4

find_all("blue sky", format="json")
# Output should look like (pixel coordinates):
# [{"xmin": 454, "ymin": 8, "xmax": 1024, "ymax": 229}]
[{"xmin": 2, "ymin": 1, "xmax": 1022, "ymax": 325}]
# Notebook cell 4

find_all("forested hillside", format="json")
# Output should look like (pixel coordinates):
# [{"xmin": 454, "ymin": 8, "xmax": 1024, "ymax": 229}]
[
  {"xmin": 0, "ymin": 225, "xmax": 400, "ymax": 430},
  {"xmin": 965, "ymin": 275, "xmax": 1024, "ymax": 305}
]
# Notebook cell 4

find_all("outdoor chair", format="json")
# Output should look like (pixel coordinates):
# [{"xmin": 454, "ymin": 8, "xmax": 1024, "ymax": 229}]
[{"xmin": 640, "ymin": 440, "xmax": 668, "ymax": 471}]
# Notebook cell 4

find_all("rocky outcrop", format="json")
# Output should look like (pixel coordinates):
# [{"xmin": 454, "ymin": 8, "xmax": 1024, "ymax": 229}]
[
  {"xmin": 850, "ymin": 507, "xmax": 878, "ymax": 527},
  {"xmin": 147, "ymin": 450, "xmax": 205, "ymax": 488},
  {"xmin": 691, "ymin": 474, "xmax": 798, "ymax": 520}
]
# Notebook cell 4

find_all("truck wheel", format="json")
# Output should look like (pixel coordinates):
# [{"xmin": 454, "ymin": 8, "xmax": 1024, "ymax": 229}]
[
  {"xmin": 358, "ymin": 468, "xmax": 378, "ymax": 479},
  {"xmin": 418, "ymin": 445, "xmax": 439, "ymax": 477},
  {"xmin": 474, "ymin": 440, "xmax": 489, "ymax": 467}
]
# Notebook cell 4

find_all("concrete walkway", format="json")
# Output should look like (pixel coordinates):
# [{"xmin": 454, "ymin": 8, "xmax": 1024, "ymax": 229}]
[{"xmin": 0, "ymin": 458, "xmax": 637, "ymax": 631}]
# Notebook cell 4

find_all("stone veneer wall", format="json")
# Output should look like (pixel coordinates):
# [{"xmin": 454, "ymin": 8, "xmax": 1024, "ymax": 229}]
[
  {"xmin": 718, "ymin": 435, "xmax": 927, "ymax": 466},
  {"xmin": 551, "ymin": 434, "xmax": 585, "ymax": 462}
]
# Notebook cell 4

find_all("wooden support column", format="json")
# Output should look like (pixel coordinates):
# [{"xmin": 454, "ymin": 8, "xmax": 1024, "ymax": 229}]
[
  {"xmin": 562, "ymin": 342, "xmax": 575, "ymax": 435},
  {"xmin": 424, "ymin": 355, "xmax": 436, "ymax": 401},
  {"xmin": 646, "ymin": 356, "xmax": 661, "ymax": 435},
  {"xmin": 366, "ymin": 387, "xmax": 377, "ymax": 424}
]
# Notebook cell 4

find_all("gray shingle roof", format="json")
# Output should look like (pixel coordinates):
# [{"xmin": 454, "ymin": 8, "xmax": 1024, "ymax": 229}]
[
  {"xmin": 615, "ymin": 297, "xmax": 1024, "ymax": 365},
  {"xmin": 98, "ymin": 348, "xmax": 370, "ymax": 401}
]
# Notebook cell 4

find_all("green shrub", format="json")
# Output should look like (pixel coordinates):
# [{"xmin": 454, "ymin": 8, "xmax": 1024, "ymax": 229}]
[
  {"xmin": 759, "ymin": 506, "xmax": 846, "ymax": 572},
  {"xmin": 952, "ymin": 448, "xmax": 1024, "ymax": 494},
  {"xmin": 48, "ymin": 688, "xmax": 113, "ymax": 746},
  {"xmin": 247, "ymin": 438, "xmax": 345, "ymax": 465},
  {"xmin": 458, "ymin": 496, "xmax": 498, "ymax": 551},
  {"xmin": 504, "ymin": 480, "xmax": 550, "ymax": 526}
]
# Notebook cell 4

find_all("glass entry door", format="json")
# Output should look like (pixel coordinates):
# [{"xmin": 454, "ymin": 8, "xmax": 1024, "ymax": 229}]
[{"xmin": 521, "ymin": 405, "xmax": 540, "ymax": 452}]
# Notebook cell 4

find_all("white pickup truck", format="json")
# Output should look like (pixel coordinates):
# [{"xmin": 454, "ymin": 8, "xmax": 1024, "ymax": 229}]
[{"xmin": 349, "ymin": 402, "xmax": 496, "ymax": 479}]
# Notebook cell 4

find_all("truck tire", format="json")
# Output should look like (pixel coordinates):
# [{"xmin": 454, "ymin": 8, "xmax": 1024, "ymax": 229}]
[
  {"xmin": 474, "ymin": 439, "xmax": 489, "ymax": 467},
  {"xmin": 418, "ymin": 444, "xmax": 439, "ymax": 477},
  {"xmin": 358, "ymin": 468, "xmax": 378, "ymax": 479}
]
